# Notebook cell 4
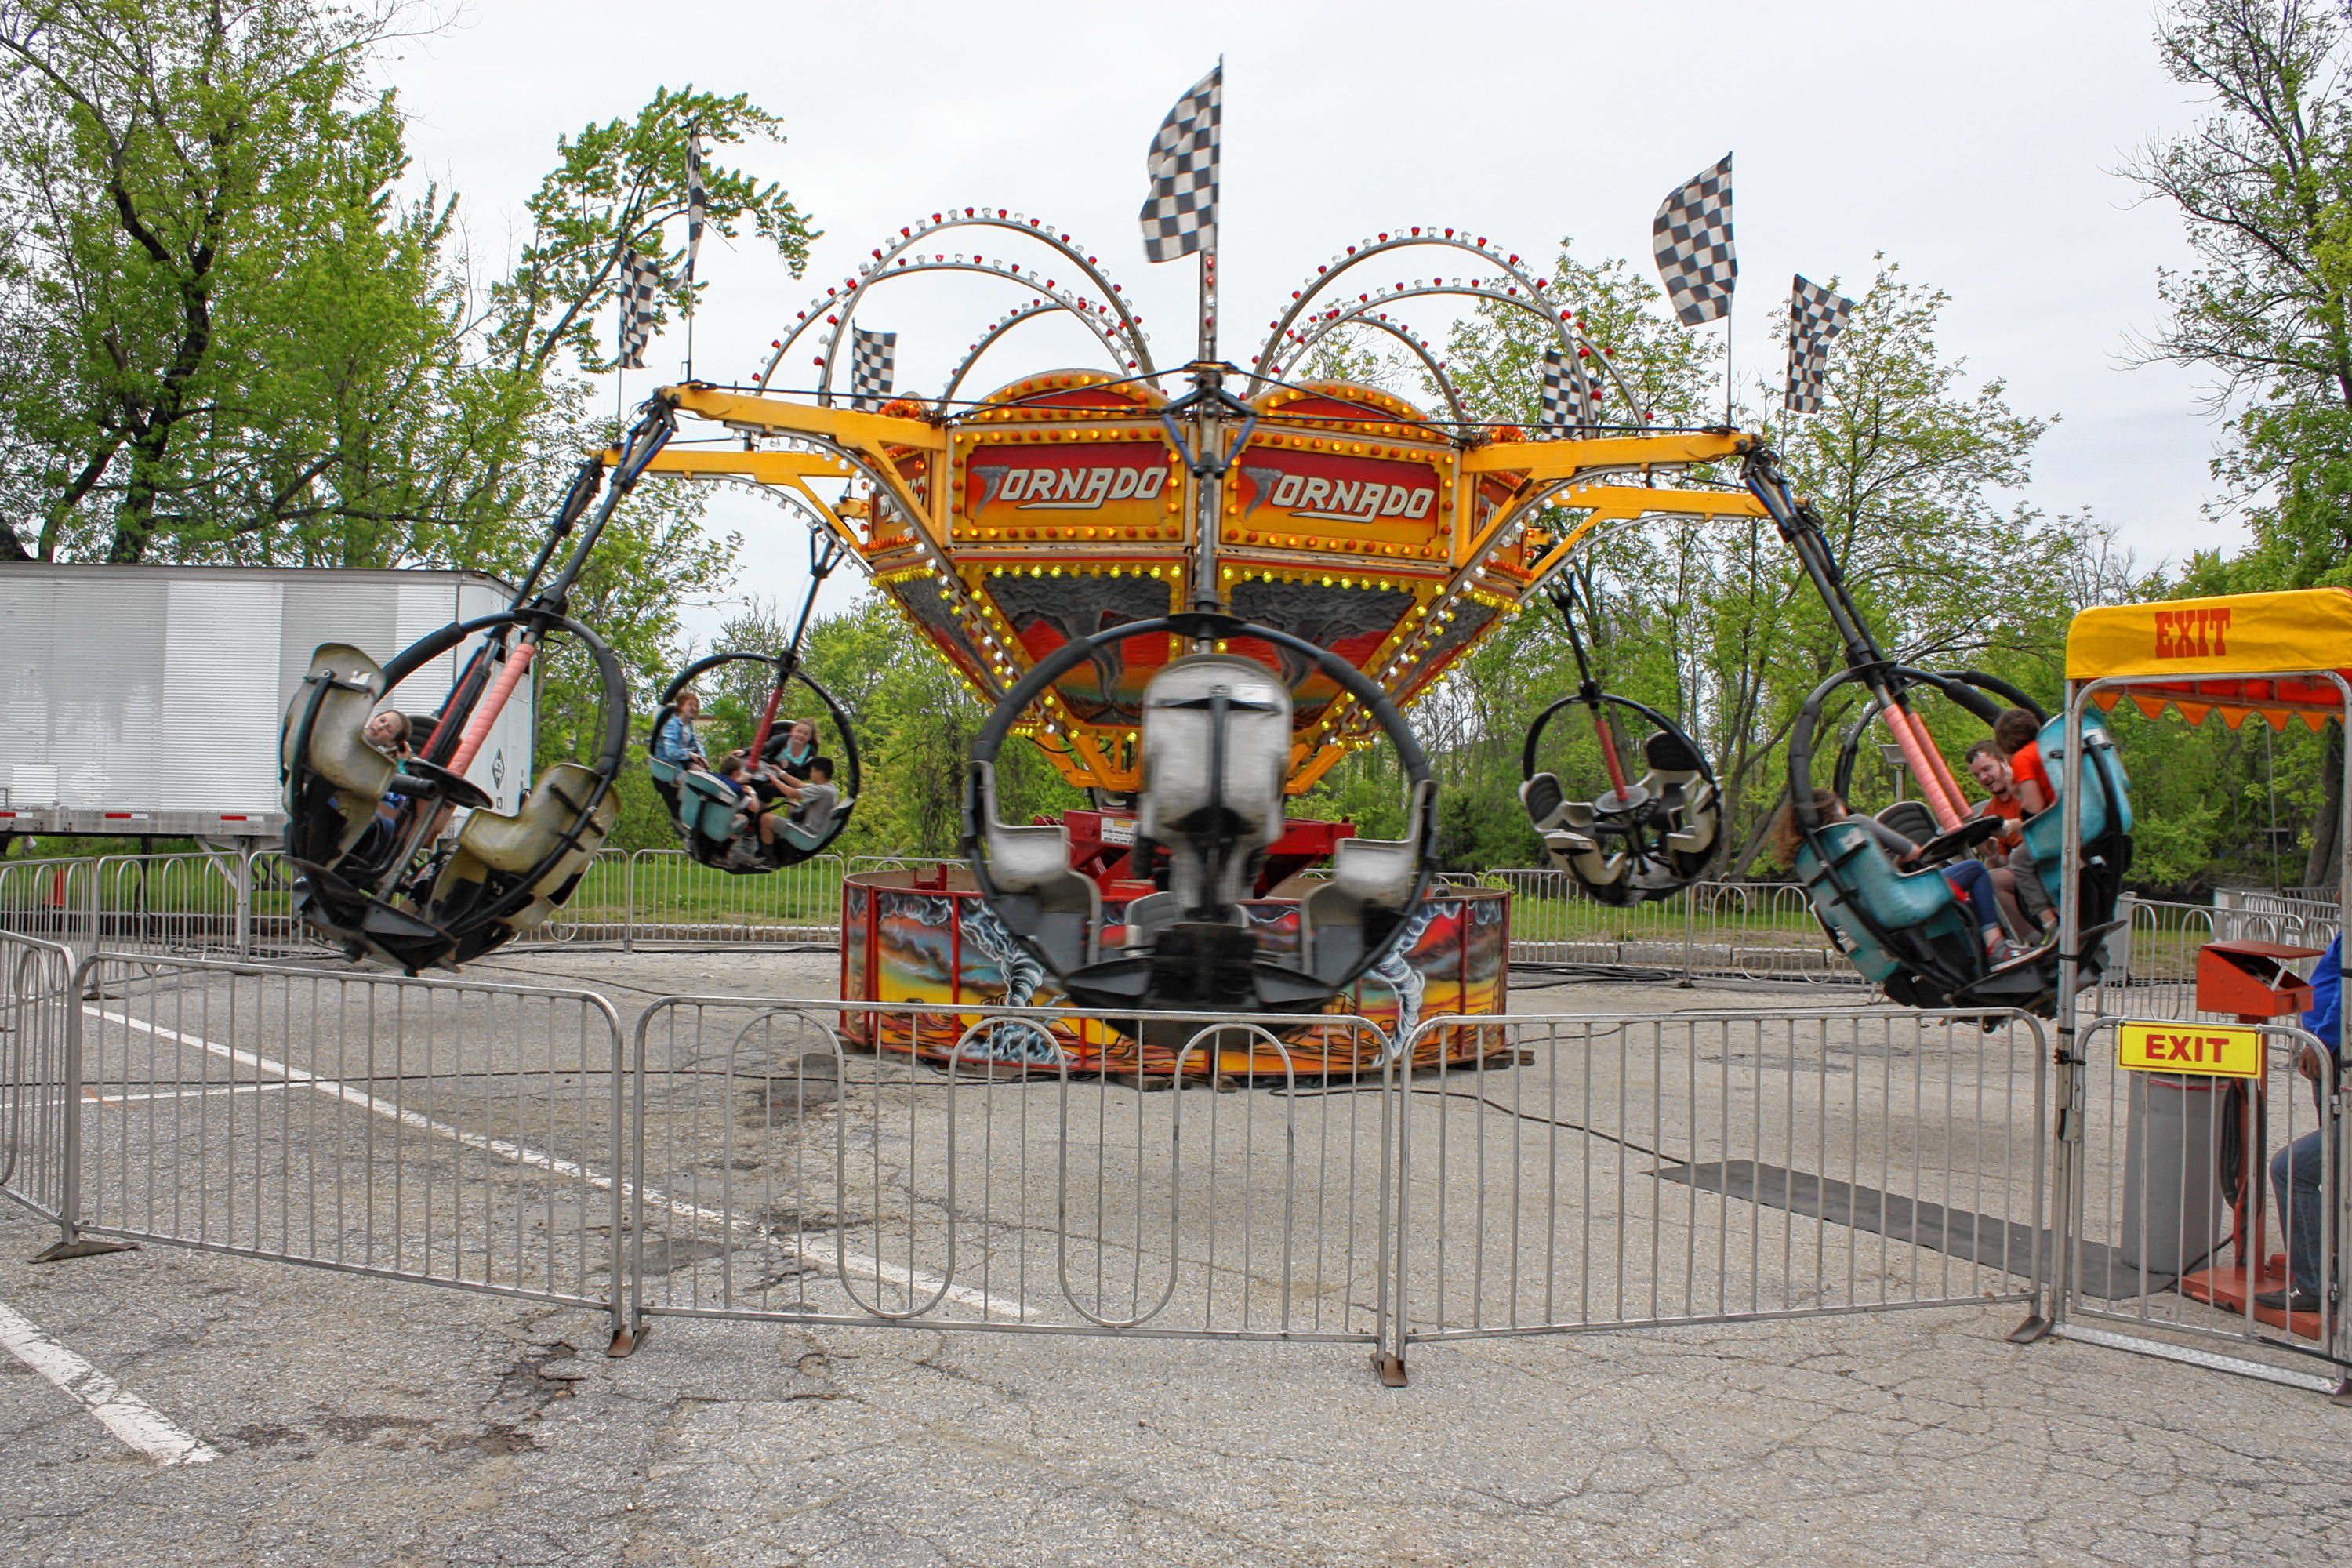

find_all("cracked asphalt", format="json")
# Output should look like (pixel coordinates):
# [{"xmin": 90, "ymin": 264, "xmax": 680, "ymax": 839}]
[{"xmin": 2, "ymin": 948, "xmax": 2347, "ymax": 1564}]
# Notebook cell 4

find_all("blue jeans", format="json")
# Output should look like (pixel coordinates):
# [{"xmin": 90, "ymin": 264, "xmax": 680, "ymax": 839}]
[
  {"xmin": 1940, "ymin": 858, "xmax": 2001, "ymax": 937},
  {"xmin": 2269, "ymin": 1126, "xmax": 2331, "ymax": 1298}
]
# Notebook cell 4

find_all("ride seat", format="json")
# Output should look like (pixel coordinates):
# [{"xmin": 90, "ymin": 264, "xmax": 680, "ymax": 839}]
[
  {"xmin": 2020, "ymin": 713, "xmax": 2135, "ymax": 887},
  {"xmin": 970, "ymin": 760, "xmax": 1098, "ymax": 974},
  {"xmin": 777, "ymin": 797, "xmax": 852, "ymax": 856},
  {"xmin": 1816, "ymin": 819, "xmax": 1959, "ymax": 930},
  {"xmin": 1519, "ymin": 774, "xmax": 1628, "ymax": 891},
  {"xmin": 1643, "ymin": 731, "xmax": 1719, "ymax": 857},
  {"xmin": 673, "ymin": 768, "xmax": 744, "ymax": 844},
  {"xmin": 453, "ymin": 761, "xmax": 617, "ymax": 892},
  {"xmin": 1301, "ymin": 778, "xmax": 1435, "ymax": 984},
  {"xmin": 1136, "ymin": 655, "xmax": 1292, "ymax": 914},
  {"xmin": 283, "ymin": 644, "xmax": 397, "ymax": 858}
]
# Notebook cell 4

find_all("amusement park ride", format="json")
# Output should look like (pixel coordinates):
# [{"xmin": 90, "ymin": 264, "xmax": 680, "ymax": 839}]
[{"xmin": 278, "ymin": 75, "xmax": 2134, "ymax": 1070}]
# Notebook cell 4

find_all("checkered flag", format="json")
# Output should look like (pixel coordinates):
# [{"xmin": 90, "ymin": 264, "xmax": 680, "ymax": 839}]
[
  {"xmin": 849, "ymin": 328, "xmax": 896, "ymax": 411},
  {"xmin": 1784, "ymin": 274, "xmax": 1853, "ymax": 414},
  {"xmin": 1537, "ymin": 347, "xmax": 1580, "ymax": 436},
  {"xmin": 1138, "ymin": 66, "xmax": 1221, "ymax": 263},
  {"xmin": 616, "ymin": 248, "xmax": 661, "ymax": 369},
  {"xmin": 1652, "ymin": 154, "xmax": 1736, "ymax": 327},
  {"xmin": 684, "ymin": 129, "xmax": 706, "ymax": 286}
]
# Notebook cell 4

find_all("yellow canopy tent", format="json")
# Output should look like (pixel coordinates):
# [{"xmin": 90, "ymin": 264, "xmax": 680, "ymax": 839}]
[{"xmin": 2066, "ymin": 587, "xmax": 2352, "ymax": 731}]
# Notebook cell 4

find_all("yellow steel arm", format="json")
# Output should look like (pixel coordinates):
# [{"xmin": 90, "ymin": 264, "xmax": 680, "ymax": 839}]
[
  {"xmin": 659, "ymin": 384, "xmax": 948, "ymax": 453},
  {"xmin": 628, "ymin": 448, "xmax": 855, "ymax": 481},
  {"xmin": 1515, "ymin": 482, "xmax": 1767, "ymax": 588},
  {"xmin": 1458, "ymin": 428, "xmax": 1753, "ymax": 478}
]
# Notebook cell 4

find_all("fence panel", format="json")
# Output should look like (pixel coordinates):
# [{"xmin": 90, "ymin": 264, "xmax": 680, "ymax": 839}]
[
  {"xmin": 90, "ymin": 851, "xmax": 252, "ymax": 956},
  {"xmin": 630, "ymin": 997, "xmax": 1396, "ymax": 1345},
  {"xmin": 0, "ymin": 857, "xmax": 93, "ymax": 952},
  {"xmin": 1390, "ymin": 1007, "xmax": 2049, "ymax": 1357},
  {"xmin": 67, "ymin": 953, "xmax": 628, "ymax": 1335},
  {"xmin": 2057, "ymin": 1017, "xmax": 2348, "ymax": 1392},
  {"xmin": 0, "ymin": 931, "xmax": 76, "ymax": 1222},
  {"xmin": 625, "ymin": 849, "xmax": 843, "ymax": 947}
]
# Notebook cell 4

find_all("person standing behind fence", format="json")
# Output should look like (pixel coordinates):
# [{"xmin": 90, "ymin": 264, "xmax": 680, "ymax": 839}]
[{"xmin": 2263, "ymin": 931, "xmax": 2342, "ymax": 1316}]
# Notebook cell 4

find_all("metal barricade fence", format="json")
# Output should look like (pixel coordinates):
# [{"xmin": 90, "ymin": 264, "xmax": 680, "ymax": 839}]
[
  {"xmin": 528, "ymin": 848, "xmax": 631, "ymax": 946},
  {"xmin": 90, "ymin": 851, "xmax": 248, "ymax": 956},
  {"xmin": 64, "ymin": 953, "xmax": 630, "ymax": 1341},
  {"xmin": 622, "ymin": 848, "xmax": 844, "ymax": 948},
  {"xmin": 2055, "ymin": 1016, "xmax": 2348, "ymax": 1393},
  {"xmin": 2217, "ymin": 887, "xmax": 2344, "ymax": 938},
  {"xmin": 0, "ymin": 930, "xmax": 76, "ymax": 1224},
  {"xmin": 1465, "ymin": 873, "xmax": 1849, "ymax": 983},
  {"xmin": 629, "ymin": 997, "xmax": 1397, "ymax": 1346},
  {"xmin": 1382, "ymin": 1007, "xmax": 2050, "ymax": 1367},
  {"xmin": 1686, "ymin": 880, "xmax": 1851, "ymax": 982},
  {"xmin": 0, "ymin": 856, "xmax": 95, "ymax": 951}
]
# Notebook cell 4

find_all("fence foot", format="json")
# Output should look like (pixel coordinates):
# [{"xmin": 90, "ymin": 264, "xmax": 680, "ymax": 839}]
[
  {"xmin": 1371, "ymin": 1351, "xmax": 1408, "ymax": 1388},
  {"xmin": 34, "ymin": 1236, "xmax": 138, "ymax": 1264},
  {"xmin": 2007, "ymin": 1313, "xmax": 2053, "ymax": 1345},
  {"xmin": 2331, "ymin": 1375, "xmax": 2352, "ymax": 1409},
  {"xmin": 606, "ymin": 1321, "xmax": 644, "ymax": 1359}
]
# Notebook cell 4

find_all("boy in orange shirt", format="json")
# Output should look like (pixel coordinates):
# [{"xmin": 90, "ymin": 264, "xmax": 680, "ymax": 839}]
[{"xmin": 1965, "ymin": 731, "xmax": 2056, "ymax": 938}]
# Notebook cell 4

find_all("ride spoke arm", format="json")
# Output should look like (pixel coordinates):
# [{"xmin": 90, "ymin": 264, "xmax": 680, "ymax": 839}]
[{"xmin": 660, "ymin": 385, "xmax": 948, "ymax": 452}]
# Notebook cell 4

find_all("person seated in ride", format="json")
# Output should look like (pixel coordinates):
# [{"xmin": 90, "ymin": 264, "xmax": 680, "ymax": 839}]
[
  {"xmin": 1994, "ymin": 708, "xmax": 2053, "ymax": 814},
  {"xmin": 778, "ymin": 755, "xmax": 838, "ymax": 835},
  {"xmin": 723, "ymin": 755, "xmax": 837, "ymax": 869},
  {"xmin": 654, "ymin": 691, "xmax": 711, "ymax": 771},
  {"xmin": 364, "ymin": 710, "xmax": 412, "ymax": 760},
  {"xmin": 1774, "ymin": 789, "xmax": 2022, "ymax": 962},
  {"xmin": 766, "ymin": 717, "xmax": 818, "ymax": 782},
  {"xmin": 350, "ymin": 710, "xmax": 416, "ymax": 866},
  {"xmin": 1964, "ymin": 738, "xmax": 2057, "ymax": 940}
]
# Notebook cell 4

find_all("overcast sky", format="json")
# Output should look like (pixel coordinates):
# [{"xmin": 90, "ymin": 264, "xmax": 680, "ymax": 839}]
[{"xmin": 387, "ymin": 0, "xmax": 2236, "ymax": 643}]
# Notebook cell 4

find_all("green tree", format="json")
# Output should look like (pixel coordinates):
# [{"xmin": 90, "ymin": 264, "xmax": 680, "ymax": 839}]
[
  {"xmin": 0, "ymin": 2, "xmax": 822, "ymax": 811},
  {"xmin": 2131, "ymin": 0, "xmax": 2352, "ymax": 885}
]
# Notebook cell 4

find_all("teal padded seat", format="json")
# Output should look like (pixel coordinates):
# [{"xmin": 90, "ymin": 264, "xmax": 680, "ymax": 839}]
[
  {"xmin": 1795, "ymin": 819, "xmax": 1977, "ymax": 985},
  {"xmin": 676, "ymin": 768, "xmax": 746, "ymax": 843},
  {"xmin": 2020, "ymin": 712, "xmax": 2134, "ymax": 898}
]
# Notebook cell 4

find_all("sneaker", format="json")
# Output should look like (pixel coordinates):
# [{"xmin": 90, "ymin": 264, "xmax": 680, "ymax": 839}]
[{"xmin": 2255, "ymin": 1287, "xmax": 2325, "ymax": 1313}]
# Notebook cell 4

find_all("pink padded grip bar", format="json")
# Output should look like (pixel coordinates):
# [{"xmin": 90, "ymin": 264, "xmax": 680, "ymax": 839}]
[{"xmin": 448, "ymin": 642, "xmax": 535, "ymax": 779}]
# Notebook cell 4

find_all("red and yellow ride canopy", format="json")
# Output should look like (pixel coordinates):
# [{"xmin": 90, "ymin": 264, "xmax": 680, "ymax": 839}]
[{"xmin": 637, "ymin": 376, "xmax": 1762, "ymax": 793}]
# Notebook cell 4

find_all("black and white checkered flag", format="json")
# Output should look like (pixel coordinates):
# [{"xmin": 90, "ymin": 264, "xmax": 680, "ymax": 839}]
[
  {"xmin": 849, "ymin": 328, "xmax": 896, "ymax": 411},
  {"xmin": 1138, "ymin": 66, "xmax": 1221, "ymax": 263},
  {"xmin": 617, "ymin": 248, "xmax": 661, "ymax": 369},
  {"xmin": 1652, "ymin": 154, "xmax": 1736, "ymax": 327},
  {"xmin": 684, "ymin": 129, "xmax": 706, "ymax": 286},
  {"xmin": 1537, "ymin": 347, "xmax": 1579, "ymax": 436},
  {"xmin": 1784, "ymin": 274, "xmax": 1853, "ymax": 414}
]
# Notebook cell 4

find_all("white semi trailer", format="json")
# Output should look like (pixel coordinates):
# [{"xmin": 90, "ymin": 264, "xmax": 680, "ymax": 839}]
[{"xmin": 0, "ymin": 564, "xmax": 534, "ymax": 851}]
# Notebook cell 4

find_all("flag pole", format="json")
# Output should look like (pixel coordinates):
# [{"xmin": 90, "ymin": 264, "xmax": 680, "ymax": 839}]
[
  {"xmin": 1196, "ymin": 55, "xmax": 1221, "ymax": 368},
  {"xmin": 683, "ymin": 120, "xmax": 703, "ymax": 385},
  {"xmin": 1722, "ymin": 310, "xmax": 1740, "ymax": 430}
]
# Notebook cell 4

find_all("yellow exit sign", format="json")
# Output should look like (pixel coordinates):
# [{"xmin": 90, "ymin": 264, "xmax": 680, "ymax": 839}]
[{"xmin": 2115, "ymin": 1021, "xmax": 2266, "ymax": 1079}]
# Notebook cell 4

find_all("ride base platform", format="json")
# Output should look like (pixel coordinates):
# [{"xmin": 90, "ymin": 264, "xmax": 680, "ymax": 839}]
[{"xmin": 837, "ymin": 818, "xmax": 1508, "ymax": 1077}]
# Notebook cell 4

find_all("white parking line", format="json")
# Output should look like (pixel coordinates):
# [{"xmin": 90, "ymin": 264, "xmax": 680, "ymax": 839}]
[
  {"xmin": 87, "ymin": 1007, "xmax": 1031, "ymax": 1320},
  {"xmin": 85, "ymin": 1082, "xmax": 293, "ymax": 1106},
  {"xmin": 0, "ymin": 1297, "xmax": 220, "ymax": 1466}
]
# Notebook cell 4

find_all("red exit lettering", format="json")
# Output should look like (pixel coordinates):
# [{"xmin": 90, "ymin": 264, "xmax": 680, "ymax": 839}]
[
  {"xmin": 2154, "ymin": 606, "xmax": 2231, "ymax": 660},
  {"xmin": 2157, "ymin": 1032, "xmax": 2230, "ymax": 1062}
]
